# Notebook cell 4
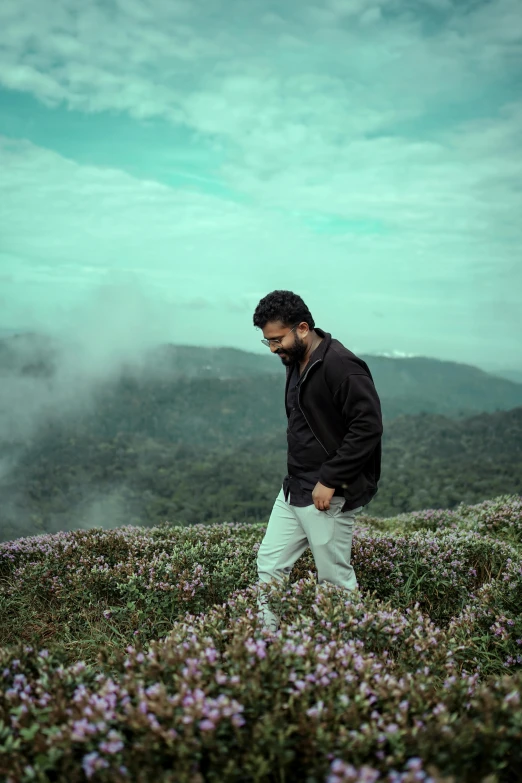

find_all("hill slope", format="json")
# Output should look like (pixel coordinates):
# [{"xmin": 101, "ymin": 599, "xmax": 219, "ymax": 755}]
[
  {"xmin": 0, "ymin": 404, "xmax": 520, "ymax": 541},
  {"xmin": 1, "ymin": 331, "xmax": 522, "ymax": 419}
]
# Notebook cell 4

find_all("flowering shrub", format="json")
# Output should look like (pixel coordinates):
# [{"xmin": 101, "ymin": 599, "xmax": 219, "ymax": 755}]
[
  {"xmin": 392, "ymin": 495, "xmax": 522, "ymax": 546},
  {"xmin": 452, "ymin": 495, "xmax": 522, "ymax": 544},
  {"xmin": 0, "ymin": 524, "xmax": 259, "ymax": 649},
  {"xmin": 385, "ymin": 508, "xmax": 459, "ymax": 533},
  {"xmin": 0, "ymin": 494, "xmax": 520, "ymax": 781},
  {"xmin": 448, "ymin": 556, "xmax": 522, "ymax": 675},
  {"xmin": 1, "ymin": 578, "xmax": 521, "ymax": 782}
]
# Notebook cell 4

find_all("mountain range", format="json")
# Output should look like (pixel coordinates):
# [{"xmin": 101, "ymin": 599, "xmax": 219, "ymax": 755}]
[{"xmin": 1, "ymin": 331, "xmax": 522, "ymax": 421}]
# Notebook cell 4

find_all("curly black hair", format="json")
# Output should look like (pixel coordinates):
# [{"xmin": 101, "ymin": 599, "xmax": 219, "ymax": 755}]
[{"xmin": 252, "ymin": 290, "xmax": 315, "ymax": 331}]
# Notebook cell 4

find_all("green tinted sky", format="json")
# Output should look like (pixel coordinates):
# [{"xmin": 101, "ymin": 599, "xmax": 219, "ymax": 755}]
[{"xmin": 0, "ymin": 0, "xmax": 520, "ymax": 373}]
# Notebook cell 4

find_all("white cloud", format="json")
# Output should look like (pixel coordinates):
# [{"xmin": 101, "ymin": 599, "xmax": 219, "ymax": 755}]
[
  {"xmin": 0, "ymin": 136, "xmax": 264, "ymax": 263},
  {"xmin": 0, "ymin": 0, "xmax": 520, "ymax": 367}
]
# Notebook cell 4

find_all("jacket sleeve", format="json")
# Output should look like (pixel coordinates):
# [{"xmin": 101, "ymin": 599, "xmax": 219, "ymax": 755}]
[{"xmin": 318, "ymin": 373, "xmax": 383, "ymax": 489}]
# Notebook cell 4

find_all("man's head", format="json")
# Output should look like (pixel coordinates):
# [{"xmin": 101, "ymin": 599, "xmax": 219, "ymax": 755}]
[{"xmin": 253, "ymin": 290, "xmax": 316, "ymax": 366}]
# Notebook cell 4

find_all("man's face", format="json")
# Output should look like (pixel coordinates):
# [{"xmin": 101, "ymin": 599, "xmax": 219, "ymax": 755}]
[{"xmin": 263, "ymin": 321, "xmax": 309, "ymax": 366}]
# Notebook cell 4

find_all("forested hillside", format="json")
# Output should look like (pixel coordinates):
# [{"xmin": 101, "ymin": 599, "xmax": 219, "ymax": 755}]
[
  {"xmin": 1, "ymin": 332, "xmax": 521, "ymax": 541},
  {"xmin": 1, "ymin": 400, "xmax": 520, "ymax": 541}
]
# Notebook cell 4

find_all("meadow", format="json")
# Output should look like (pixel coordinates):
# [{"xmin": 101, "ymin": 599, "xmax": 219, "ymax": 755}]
[{"xmin": 1, "ymin": 494, "xmax": 521, "ymax": 782}]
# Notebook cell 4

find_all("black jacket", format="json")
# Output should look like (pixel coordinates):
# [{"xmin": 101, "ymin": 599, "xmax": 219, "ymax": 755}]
[{"xmin": 284, "ymin": 327, "xmax": 383, "ymax": 511}]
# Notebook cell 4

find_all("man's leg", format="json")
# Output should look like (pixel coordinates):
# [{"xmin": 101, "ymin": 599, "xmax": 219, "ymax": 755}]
[
  {"xmin": 296, "ymin": 498, "xmax": 364, "ymax": 595},
  {"xmin": 256, "ymin": 485, "xmax": 310, "ymax": 632}
]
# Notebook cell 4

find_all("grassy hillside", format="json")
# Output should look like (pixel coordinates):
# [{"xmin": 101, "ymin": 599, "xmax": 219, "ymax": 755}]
[{"xmin": 0, "ymin": 495, "xmax": 521, "ymax": 781}]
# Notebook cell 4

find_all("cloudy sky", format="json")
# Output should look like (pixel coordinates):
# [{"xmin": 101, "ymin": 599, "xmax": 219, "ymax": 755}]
[{"xmin": 0, "ymin": 0, "xmax": 521, "ymax": 373}]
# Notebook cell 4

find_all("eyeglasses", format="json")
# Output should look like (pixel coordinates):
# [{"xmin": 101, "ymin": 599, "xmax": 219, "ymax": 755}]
[{"xmin": 260, "ymin": 323, "xmax": 299, "ymax": 348}]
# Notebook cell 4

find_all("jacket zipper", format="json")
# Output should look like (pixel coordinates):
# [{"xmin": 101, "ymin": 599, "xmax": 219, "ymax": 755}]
[{"xmin": 297, "ymin": 359, "xmax": 329, "ymax": 455}]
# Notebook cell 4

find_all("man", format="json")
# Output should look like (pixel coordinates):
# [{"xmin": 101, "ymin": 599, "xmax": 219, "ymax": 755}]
[{"xmin": 252, "ymin": 289, "xmax": 383, "ymax": 634}]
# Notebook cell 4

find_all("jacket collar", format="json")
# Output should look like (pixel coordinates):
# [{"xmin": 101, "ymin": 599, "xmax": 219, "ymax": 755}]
[
  {"xmin": 311, "ymin": 327, "xmax": 331, "ymax": 362},
  {"xmin": 285, "ymin": 327, "xmax": 331, "ymax": 379}
]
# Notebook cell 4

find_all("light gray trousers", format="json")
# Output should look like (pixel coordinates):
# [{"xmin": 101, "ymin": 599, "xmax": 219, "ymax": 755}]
[{"xmin": 256, "ymin": 484, "xmax": 364, "ymax": 632}]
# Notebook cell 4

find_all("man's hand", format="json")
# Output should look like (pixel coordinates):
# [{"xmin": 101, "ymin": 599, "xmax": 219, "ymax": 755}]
[{"xmin": 312, "ymin": 481, "xmax": 335, "ymax": 511}]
